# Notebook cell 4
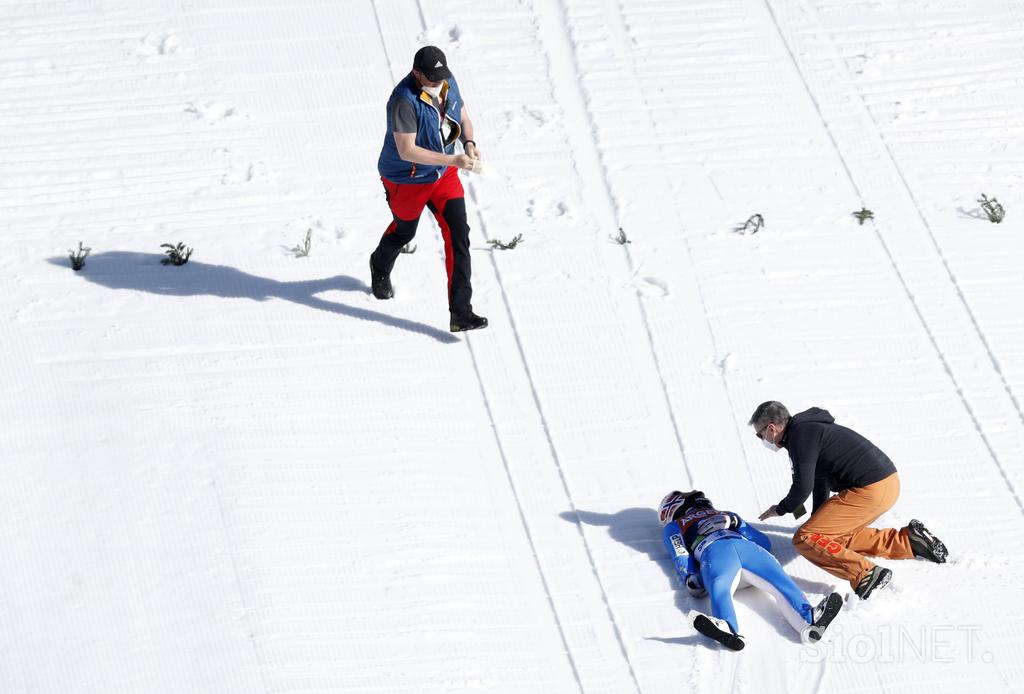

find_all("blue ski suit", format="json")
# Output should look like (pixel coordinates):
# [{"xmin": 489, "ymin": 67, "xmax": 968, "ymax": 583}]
[{"xmin": 663, "ymin": 506, "xmax": 814, "ymax": 635}]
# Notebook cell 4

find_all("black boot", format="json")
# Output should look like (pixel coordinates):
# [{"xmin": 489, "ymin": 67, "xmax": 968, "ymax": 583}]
[
  {"xmin": 906, "ymin": 519, "xmax": 948, "ymax": 563},
  {"xmin": 855, "ymin": 566, "xmax": 892, "ymax": 600},
  {"xmin": 688, "ymin": 611, "xmax": 745, "ymax": 651},
  {"xmin": 370, "ymin": 258, "xmax": 394, "ymax": 300},
  {"xmin": 803, "ymin": 592, "xmax": 844, "ymax": 642},
  {"xmin": 450, "ymin": 311, "xmax": 488, "ymax": 332}
]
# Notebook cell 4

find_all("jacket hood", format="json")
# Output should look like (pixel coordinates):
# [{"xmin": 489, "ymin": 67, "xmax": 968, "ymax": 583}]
[{"xmin": 789, "ymin": 407, "xmax": 835, "ymax": 426}]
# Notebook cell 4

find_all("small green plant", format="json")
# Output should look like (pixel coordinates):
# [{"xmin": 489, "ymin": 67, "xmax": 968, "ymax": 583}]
[
  {"xmin": 487, "ymin": 233, "xmax": 524, "ymax": 250},
  {"xmin": 68, "ymin": 242, "xmax": 91, "ymax": 271},
  {"xmin": 161, "ymin": 242, "xmax": 193, "ymax": 266},
  {"xmin": 853, "ymin": 207, "xmax": 874, "ymax": 225},
  {"xmin": 291, "ymin": 229, "xmax": 312, "ymax": 257},
  {"xmin": 735, "ymin": 213, "xmax": 764, "ymax": 235},
  {"xmin": 611, "ymin": 227, "xmax": 631, "ymax": 244},
  {"xmin": 400, "ymin": 243, "xmax": 417, "ymax": 254},
  {"xmin": 978, "ymin": 194, "xmax": 1005, "ymax": 223}
]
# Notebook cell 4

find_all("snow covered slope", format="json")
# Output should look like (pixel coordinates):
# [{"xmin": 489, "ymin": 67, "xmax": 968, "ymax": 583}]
[{"xmin": 2, "ymin": 0, "xmax": 1022, "ymax": 692}]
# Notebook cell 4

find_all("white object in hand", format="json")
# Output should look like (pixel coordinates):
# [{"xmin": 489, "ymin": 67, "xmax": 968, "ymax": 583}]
[{"xmin": 466, "ymin": 158, "xmax": 484, "ymax": 174}]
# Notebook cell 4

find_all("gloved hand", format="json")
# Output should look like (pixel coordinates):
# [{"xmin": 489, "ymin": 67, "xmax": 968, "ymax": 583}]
[
  {"xmin": 685, "ymin": 574, "xmax": 707, "ymax": 598},
  {"xmin": 696, "ymin": 512, "xmax": 740, "ymax": 536}
]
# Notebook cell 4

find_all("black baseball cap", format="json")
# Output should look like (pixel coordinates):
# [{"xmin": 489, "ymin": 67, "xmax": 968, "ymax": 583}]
[{"xmin": 413, "ymin": 45, "xmax": 452, "ymax": 81}]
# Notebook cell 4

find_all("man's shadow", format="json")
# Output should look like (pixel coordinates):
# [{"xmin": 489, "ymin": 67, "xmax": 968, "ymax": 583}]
[
  {"xmin": 564, "ymin": 508, "xmax": 832, "ymax": 647},
  {"xmin": 53, "ymin": 252, "xmax": 459, "ymax": 343}
]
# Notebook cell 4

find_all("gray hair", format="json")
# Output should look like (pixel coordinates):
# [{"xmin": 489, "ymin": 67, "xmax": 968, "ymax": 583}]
[{"xmin": 748, "ymin": 401, "xmax": 790, "ymax": 428}]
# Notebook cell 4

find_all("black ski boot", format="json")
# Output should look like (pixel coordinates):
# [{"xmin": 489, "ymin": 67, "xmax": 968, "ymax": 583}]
[
  {"xmin": 855, "ymin": 566, "xmax": 892, "ymax": 600},
  {"xmin": 369, "ymin": 258, "xmax": 393, "ymax": 300},
  {"xmin": 688, "ymin": 611, "xmax": 745, "ymax": 651},
  {"xmin": 450, "ymin": 311, "xmax": 488, "ymax": 332},
  {"xmin": 906, "ymin": 519, "xmax": 948, "ymax": 564},
  {"xmin": 803, "ymin": 592, "xmax": 844, "ymax": 642}
]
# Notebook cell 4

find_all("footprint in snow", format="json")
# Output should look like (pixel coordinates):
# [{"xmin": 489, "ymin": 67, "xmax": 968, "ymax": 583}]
[
  {"xmin": 186, "ymin": 100, "xmax": 238, "ymax": 123},
  {"xmin": 134, "ymin": 32, "xmax": 179, "ymax": 59},
  {"xmin": 633, "ymin": 276, "xmax": 670, "ymax": 298},
  {"xmin": 221, "ymin": 160, "xmax": 272, "ymax": 185},
  {"xmin": 527, "ymin": 197, "xmax": 572, "ymax": 221},
  {"xmin": 701, "ymin": 353, "xmax": 736, "ymax": 375}
]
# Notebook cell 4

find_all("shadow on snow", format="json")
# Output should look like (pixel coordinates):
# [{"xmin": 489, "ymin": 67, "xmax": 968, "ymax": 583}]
[{"xmin": 53, "ymin": 251, "xmax": 459, "ymax": 344}]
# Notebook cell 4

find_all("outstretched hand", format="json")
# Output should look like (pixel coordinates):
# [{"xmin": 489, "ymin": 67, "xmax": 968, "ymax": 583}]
[{"xmin": 758, "ymin": 505, "xmax": 782, "ymax": 521}]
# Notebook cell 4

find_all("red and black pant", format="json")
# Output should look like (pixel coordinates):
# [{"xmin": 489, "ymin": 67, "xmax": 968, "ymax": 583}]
[{"xmin": 370, "ymin": 167, "xmax": 473, "ymax": 316}]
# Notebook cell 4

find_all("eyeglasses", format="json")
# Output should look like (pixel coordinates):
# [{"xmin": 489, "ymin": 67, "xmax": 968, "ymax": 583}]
[{"xmin": 755, "ymin": 424, "xmax": 771, "ymax": 440}]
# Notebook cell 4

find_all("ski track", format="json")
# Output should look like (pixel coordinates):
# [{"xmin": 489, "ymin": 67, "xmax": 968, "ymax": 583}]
[
  {"xmin": 546, "ymin": 1, "xmax": 822, "ymax": 689},
  {"xmin": 530, "ymin": 0, "xmax": 766, "ymax": 688},
  {"xmin": 761, "ymin": 0, "xmax": 1024, "ymax": 517},
  {"xmin": 369, "ymin": 2, "xmax": 651, "ymax": 691},
  {"xmin": 2, "ymin": 0, "xmax": 1023, "ymax": 693}
]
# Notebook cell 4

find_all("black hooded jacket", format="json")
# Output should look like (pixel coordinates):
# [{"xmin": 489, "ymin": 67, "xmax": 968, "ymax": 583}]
[{"xmin": 777, "ymin": 407, "xmax": 897, "ymax": 514}]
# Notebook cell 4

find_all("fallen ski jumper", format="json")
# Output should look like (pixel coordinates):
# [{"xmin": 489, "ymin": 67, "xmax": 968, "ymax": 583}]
[{"xmin": 660, "ymin": 490, "xmax": 843, "ymax": 650}]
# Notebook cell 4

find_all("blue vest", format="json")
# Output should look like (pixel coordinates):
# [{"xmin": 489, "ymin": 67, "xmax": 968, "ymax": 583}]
[{"xmin": 378, "ymin": 73, "xmax": 464, "ymax": 184}]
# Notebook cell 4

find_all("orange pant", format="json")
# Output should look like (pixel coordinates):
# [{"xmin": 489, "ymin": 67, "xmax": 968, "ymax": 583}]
[{"xmin": 793, "ymin": 473, "xmax": 914, "ymax": 589}]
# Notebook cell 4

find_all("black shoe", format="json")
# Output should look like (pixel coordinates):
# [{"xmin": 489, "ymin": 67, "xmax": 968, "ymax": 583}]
[
  {"xmin": 907, "ymin": 519, "xmax": 948, "ymax": 564},
  {"xmin": 369, "ymin": 258, "xmax": 393, "ymax": 300},
  {"xmin": 450, "ymin": 312, "xmax": 488, "ymax": 332},
  {"xmin": 803, "ymin": 592, "xmax": 844, "ymax": 642},
  {"xmin": 855, "ymin": 566, "xmax": 892, "ymax": 600},
  {"xmin": 689, "ymin": 611, "xmax": 745, "ymax": 651}
]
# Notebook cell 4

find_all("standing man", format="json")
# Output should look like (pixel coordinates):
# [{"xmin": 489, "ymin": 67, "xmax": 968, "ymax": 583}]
[
  {"xmin": 370, "ymin": 45, "xmax": 488, "ymax": 333},
  {"xmin": 751, "ymin": 401, "xmax": 948, "ymax": 600}
]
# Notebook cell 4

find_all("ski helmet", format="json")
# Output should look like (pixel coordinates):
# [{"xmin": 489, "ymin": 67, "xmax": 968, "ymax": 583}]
[
  {"xmin": 659, "ymin": 490, "xmax": 690, "ymax": 527},
  {"xmin": 659, "ymin": 490, "xmax": 712, "ymax": 527}
]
